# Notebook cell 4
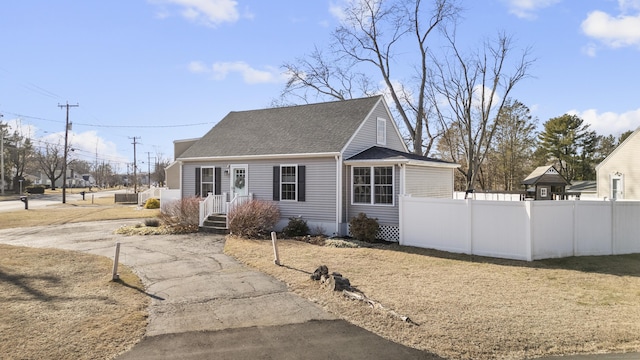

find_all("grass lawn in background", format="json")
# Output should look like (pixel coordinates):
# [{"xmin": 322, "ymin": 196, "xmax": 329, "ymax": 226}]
[{"xmin": 0, "ymin": 195, "xmax": 159, "ymax": 230}]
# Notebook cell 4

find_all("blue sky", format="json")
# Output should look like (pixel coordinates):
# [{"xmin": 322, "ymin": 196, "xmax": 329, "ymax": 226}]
[{"xmin": 1, "ymin": 0, "xmax": 639, "ymax": 172}]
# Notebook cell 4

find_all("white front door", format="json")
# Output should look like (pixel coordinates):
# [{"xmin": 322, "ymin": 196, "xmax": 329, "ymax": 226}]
[{"xmin": 230, "ymin": 165, "xmax": 248, "ymax": 198}]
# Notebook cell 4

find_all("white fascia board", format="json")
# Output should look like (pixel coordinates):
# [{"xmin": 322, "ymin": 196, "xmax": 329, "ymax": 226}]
[
  {"xmin": 344, "ymin": 158, "xmax": 460, "ymax": 169},
  {"xmin": 178, "ymin": 152, "xmax": 340, "ymax": 162},
  {"xmin": 406, "ymin": 160, "xmax": 460, "ymax": 169},
  {"xmin": 165, "ymin": 161, "xmax": 179, "ymax": 170},
  {"xmin": 595, "ymin": 125, "xmax": 640, "ymax": 171},
  {"xmin": 174, "ymin": 137, "xmax": 201, "ymax": 144}
]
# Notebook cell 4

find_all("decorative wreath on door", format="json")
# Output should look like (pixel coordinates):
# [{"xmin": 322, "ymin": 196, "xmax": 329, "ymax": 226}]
[{"xmin": 234, "ymin": 176, "xmax": 245, "ymax": 189}]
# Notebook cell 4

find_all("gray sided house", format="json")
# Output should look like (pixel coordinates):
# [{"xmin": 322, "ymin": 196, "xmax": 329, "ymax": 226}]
[{"xmin": 168, "ymin": 96, "xmax": 458, "ymax": 241}]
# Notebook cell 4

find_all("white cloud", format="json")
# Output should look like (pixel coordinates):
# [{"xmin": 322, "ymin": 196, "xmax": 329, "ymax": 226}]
[
  {"xmin": 619, "ymin": 0, "xmax": 640, "ymax": 12},
  {"xmin": 329, "ymin": 1, "xmax": 348, "ymax": 22},
  {"xmin": 472, "ymin": 85, "xmax": 502, "ymax": 111},
  {"xmin": 329, "ymin": 0, "xmax": 378, "ymax": 26},
  {"xmin": 502, "ymin": 0, "xmax": 561, "ymax": 19},
  {"xmin": 568, "ymin": 108, "xmax": 640, "ymax": 136},
  {"xmin": 3, "ymin": 118, "xmax": 38, "ymax": 140},
  {"xmin": 187, "ymin": 60, "xmax": 208, "ymax": 73},
  {"xmin": 581, "ymin": 42, "xmax": 598, "ymax": 57},
  {"xmin": 189, "ymin": 60, "xmax": 286, "ymax": 84},
  {"xmin": 28, "ymin": 129, "xmax": 126, "ymax": 171},
  {"xmin": 149, "ymin": 0, "xmax": 240, "ymax": 27},
  {"xmin": 581, "ymin": 10, "xmax": 640, "ymax": 48}
]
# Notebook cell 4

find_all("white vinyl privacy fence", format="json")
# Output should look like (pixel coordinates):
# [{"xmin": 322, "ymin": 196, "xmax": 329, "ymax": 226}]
[
  {"xmin": 159, "ymin": 189, "xmax": 181, "ymax": 212},
  {"xmin": 399, "ymin": 196, "xmax": 640, "ymax": 261}
]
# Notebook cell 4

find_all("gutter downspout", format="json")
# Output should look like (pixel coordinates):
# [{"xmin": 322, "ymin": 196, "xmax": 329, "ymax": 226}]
[
  {"xmin": 399, "ymin": 163, "xmax": 405, "ymax": 196},
  {"xmin": 336, "ymin": 155, "xmax": 342, "ymax": 237},
  {"xmin": 178, "ymin": 161, "xmax": 183, "ymax": 198}
]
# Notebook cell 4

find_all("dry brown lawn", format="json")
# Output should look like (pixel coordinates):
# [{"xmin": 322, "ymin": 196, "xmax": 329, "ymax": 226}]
[
  {"xmin": 0, "ymin": 196, "xmax": 159, "ymax": 230},
  {"xmin": 0, "ymin": 244, "xmax": 149, "ymax": 360},
  {"xmin": 0, "ymin": 195, "xmax": 155, "ymax": 359},
  {"xmin": 224, "ymin": 236, "xmax": 640, "ymax": 360}
]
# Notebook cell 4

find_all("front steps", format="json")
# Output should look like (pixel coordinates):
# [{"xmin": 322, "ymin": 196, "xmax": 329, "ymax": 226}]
[{"xmin": 200, "ymin": 214, "xmax": 229, "ymax": 235}]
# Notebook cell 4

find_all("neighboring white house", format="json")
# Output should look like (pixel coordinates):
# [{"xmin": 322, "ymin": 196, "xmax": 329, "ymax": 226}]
[
  {"xmin": 596, "ymin": 126, "xmax": 640, "ymax": 200},
  {"xmin": 166, "ymin": 96, "xmax": 459, "ymax": 241}
]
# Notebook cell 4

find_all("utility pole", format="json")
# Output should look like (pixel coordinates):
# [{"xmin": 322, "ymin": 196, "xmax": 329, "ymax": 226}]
[
  {"xmin": 130, "ymin": 136, "xmax": 140, "ymax": 193},
  {"xmin": 145, "ymin": 151, "xmax": 155, "ymax": 188},
  {"xmin": 59, "ymin": 102, "xmax": 79, "ymax": 204},
  {"xmin": 0, "ymin": 114, "xmax": 5, "ymax": 196}
]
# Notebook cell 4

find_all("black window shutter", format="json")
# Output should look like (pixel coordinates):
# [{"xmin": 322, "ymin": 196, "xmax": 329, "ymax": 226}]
[
  {"xmin": 214, "ymin": 167, "xmax": 221, "ymax": 195},
  {"xmin": 273, "ymin": 166, "xmax": 280, "ymax": 201},
  {"xmin": 195, "ymin": 167, "xmax": 201, "ymax": 197},
  {"xmin": 298, "ymin": 165, "xmax": 306, "ymax": 202}
]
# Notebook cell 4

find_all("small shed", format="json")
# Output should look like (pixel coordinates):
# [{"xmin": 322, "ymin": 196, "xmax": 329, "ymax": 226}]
[{"xmin": 522, "ymin": 165, "xmax": 570, "ymax": 200}]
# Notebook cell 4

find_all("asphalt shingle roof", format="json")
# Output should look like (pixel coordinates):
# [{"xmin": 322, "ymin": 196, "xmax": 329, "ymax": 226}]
[
  {"xmin": 522, "ymin": 165, "xmax": 570, "ymax": 185},
  {"xmin": 178, "ymin": 96, "xmax": 383, "ymax": 159},
  {"xmin": 346, "ymin": 146, "xmax": 455, "ymax": 165}
]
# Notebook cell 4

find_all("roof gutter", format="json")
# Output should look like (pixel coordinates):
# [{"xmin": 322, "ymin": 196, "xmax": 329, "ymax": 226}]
[
  {"xmin": 178, "ymin": 152, "xmax": 341, "ymax": 162},
  {"xmin": 344, "ymin": 159, "xmax": 460, "ymax": 169}
]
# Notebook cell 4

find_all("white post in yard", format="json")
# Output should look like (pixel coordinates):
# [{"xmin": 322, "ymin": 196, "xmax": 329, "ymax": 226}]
[
  {"xmin": 271, "ymin": 232, "xmax": 281, "ymax": 266},
  {"xmin": 112, "ymin": 242, "xmax": 121, "ymax": 281}
]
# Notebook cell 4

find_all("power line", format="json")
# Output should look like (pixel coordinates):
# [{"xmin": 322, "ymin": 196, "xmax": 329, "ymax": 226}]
[{"xmin": 0, "ymin": 111, "xmax": 213, "ymax": 128}]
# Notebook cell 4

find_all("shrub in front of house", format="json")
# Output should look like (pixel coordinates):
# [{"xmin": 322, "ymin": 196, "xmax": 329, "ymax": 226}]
[
  {"xmin": 25, "ymin": 186, "xmax": 45, "ymax": 194},
  {"xmin": 158, "ymin": 196, "xmax": 200, "ymax": 232},
  {"xmin": 144, "ymin": 198, "xmax": 160, "ymax": 209},
  {"xmin": 228, "ymin": 200, "xmax": 280, "ymax": 239},
  {"xmin": 349, "ymin": 213, "xmax": 380, "ymax": 243},
  {"xmin": 282, "ymin": 217, "xmax": 310, "ymax": 237}
]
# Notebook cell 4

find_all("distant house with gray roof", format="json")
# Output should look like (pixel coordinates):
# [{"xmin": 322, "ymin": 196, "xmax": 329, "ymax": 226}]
[{"xmin": 165, "ymin": 96, "xmax": 458, "ymax": 241}]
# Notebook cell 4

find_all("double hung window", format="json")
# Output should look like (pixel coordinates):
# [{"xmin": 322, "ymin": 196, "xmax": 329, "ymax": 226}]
[
  {"xmin": 280, "ymin": 165, "xmax": 297, "ymax": 201},
  {"xmin": 352, "ymin": 166, "xmax": 393, "ymax": 205},
  {"xmin": 201, "ymin": 167, "xmax": 214, "ymax": 196}
]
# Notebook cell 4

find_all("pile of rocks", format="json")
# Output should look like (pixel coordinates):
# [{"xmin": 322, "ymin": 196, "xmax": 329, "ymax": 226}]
[
  {"xmin": 310, "ymin": 265, "xmax": 351, "ymax": 291},
  {"xmin": 310, "ymin": 264, "xmax": 416, "ymax": 325}
]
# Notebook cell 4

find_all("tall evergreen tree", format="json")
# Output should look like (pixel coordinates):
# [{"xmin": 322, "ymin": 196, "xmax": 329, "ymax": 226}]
[{"xmin": 536, "ymin": 114, "xmax": 597, "ymax": 182}]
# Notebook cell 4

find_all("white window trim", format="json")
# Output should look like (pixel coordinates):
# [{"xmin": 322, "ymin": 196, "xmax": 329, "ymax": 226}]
[
  {"xmin": 351, "ymin": 165, "xmax": 395, "ymax": 206},
  {"xmin": 201, "ymin": 166, "xmax": 215, "ymax": 196},
  {"xmin": 280, "ymin": 164, "xmax": 298, "ymax": 202},
  {"xmin": 376, "ymin": 117, "xmax": 387, "ymax": 145},
  {"xmin": 611, "ymin": 173, "xmax": 624, "ymax": 200},
  {"xmin": 540, "ymin": 187, "xmax": 547, "ymax": 198}
]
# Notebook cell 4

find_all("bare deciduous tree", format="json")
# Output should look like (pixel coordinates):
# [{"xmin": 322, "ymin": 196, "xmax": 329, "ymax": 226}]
[
  {"xmin": 430, "ymin": 31, "xmax": 534, "ymax": 192},
  {"xmin": 35, "ymin": 142, "xmax": 65, "ymax": 190},
  {"xmin": 280, "ymin": 0, "xmax": 460, "ymax": 155}
]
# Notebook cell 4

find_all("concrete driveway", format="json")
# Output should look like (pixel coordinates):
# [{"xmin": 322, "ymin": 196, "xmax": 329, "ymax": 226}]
[{"xmin": 0, "ymin": 220, "xmax": 436, "ymax": 359}]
